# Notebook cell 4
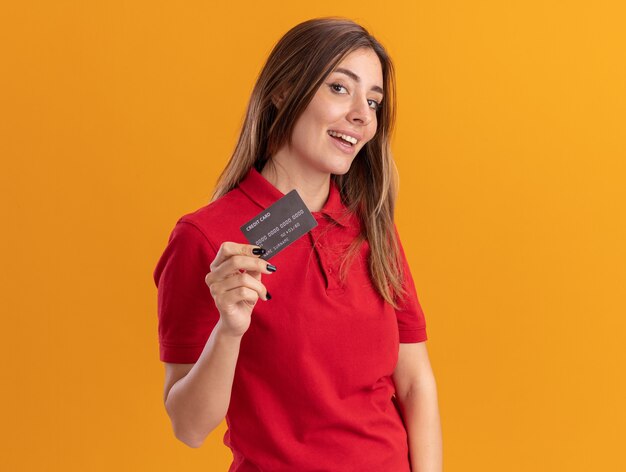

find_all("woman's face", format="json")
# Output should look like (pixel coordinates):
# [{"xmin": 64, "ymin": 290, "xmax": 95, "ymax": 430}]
[{"xmin": 279, "ymin": 47, "xmax": 384, "ymax": 177}]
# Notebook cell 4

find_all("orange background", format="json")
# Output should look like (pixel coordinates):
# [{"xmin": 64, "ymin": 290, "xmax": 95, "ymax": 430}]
[{"xmin": 1, "ymin": 1, "xmax": 625, "ymax": 471}]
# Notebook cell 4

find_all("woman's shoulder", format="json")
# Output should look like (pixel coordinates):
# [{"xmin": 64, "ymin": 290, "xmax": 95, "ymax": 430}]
[
  {"xmin": 173, "ymin": 186, "xmax": 262, "ymax": 249},
  {"xmin": 178, "ymin": 188, "xmax": 239, "ymax": 223}
]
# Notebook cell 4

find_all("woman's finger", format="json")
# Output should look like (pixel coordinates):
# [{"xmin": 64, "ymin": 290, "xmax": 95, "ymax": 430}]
[
  {"xmin": 210, "ymin": 254, "xmax": 276, "ymax": 281},
  {"xmin": 210, "ymin": 242, "xmax": 266, "ymax": 270},
  {"xmin": 209, "ymin": 271, "xmax": 270, "ymax": 302}
]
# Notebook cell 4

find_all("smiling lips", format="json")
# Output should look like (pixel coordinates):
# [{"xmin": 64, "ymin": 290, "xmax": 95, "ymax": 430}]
[
  {"xmin": 327, "ymin": 130, "xmax": 359, "ymax": 154},
  {"xmin": 327, "ymin": 129, "xmax": 359, "ymax": 145}
]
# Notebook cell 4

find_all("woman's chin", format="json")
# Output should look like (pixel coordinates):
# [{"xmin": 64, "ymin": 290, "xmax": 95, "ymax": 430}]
[{"xmin": 326, "ymin": 158, "xmax": 355, "ymax": 176}]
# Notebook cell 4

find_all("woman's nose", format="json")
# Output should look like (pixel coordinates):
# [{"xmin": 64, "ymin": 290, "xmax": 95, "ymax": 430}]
[{"xmin": 347, "ymin": 95, "xmax": 372, "ymax": 125}]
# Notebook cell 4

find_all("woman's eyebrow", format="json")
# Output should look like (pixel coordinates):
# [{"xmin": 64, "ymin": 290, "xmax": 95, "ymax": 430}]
[{"xmin": 332, "ymin": 67, "xmax": 384, "ymax": 95}]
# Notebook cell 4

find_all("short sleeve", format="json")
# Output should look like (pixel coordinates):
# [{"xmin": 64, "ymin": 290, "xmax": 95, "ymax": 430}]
[
  {"xmin": 153, "ymin": 219, "xmax": 220, "ymax": 363},
  {"xmin": 393, "ymin": 224, "xmax": 428, "ymax": 343}
]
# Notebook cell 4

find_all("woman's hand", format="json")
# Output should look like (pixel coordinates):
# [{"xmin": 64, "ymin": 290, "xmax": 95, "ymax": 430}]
[{"xmin": 204, "ymin": 242, "xmax": 275, "ymax": 338}]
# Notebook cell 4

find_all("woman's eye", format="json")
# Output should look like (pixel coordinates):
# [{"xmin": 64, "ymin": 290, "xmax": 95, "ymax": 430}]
[
  {"xmin": 329, "ymin": 82, "xmax": 381, "ymax": 111},
  {"xmin": 368, "ymin": 99, "xmax": 380, "ymax": 110},
  {"xmin": 329, "ymin": 83, "xmax": 347, "ymax": 93}
]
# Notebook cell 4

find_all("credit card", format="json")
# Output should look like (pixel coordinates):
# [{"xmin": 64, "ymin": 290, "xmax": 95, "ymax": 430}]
[{"xmin": 239, "ymin": 189, "xmax": 318, "ymax": 260}]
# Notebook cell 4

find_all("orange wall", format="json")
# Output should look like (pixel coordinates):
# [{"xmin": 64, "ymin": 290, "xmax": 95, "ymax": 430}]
[{"xmin": 1, "ymin": 1, "xmax": 625, "ymax": 471}]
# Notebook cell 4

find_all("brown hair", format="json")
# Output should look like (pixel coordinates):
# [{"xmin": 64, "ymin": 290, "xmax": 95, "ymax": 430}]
[{"xmin": 210, "ymin": 17, "xmax": 410, "ymax": 309}]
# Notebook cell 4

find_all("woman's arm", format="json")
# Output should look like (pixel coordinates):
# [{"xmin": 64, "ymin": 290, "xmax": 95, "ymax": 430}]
[
  {"xmin": 392, "ymin": 342, "xmax": 443, "ymax": 472},
  {"xmin": 160, "ymin": 241, "xmax": 273, "ymax": 448},
  {"xmin": 163, "ymin": 319, "xmax": 243, "ymax": 448}
]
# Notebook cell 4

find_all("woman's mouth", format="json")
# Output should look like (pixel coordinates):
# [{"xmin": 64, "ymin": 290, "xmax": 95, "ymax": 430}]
[{"xmin": 327, "ymin": 130, "xmax": 357, "ymax": 154}]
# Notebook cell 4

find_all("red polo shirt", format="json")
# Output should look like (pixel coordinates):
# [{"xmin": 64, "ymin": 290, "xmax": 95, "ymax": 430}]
[{"xmin": 153, "ymin": 166, "xmax": 428, "ymax": 471}]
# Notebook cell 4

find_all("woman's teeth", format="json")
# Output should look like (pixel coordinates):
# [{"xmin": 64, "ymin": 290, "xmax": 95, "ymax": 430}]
[{"xmin": 328, "ymin": 130, "xmax": 357, "ymax": 145}]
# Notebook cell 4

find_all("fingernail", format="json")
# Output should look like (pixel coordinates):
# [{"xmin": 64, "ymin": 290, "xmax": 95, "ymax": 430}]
[
  {"xmin": 266, "ymin": 264, "xmax": 277, "ymax": 272},
  {"xmin": 265, "ymin": 291, "xmax": 272, "ymax": 300},
  {"xmin": 252, "ymin": 247, "xmax": 266, "ymax": 255}
]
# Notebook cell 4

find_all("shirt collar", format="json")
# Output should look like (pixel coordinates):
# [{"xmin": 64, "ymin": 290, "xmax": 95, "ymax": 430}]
[{"xmin": 237, "ymin": 166, "xmax": 352, "ymax": 228}]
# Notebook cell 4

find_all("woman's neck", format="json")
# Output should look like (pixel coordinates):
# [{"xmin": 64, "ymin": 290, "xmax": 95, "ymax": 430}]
[{"xmin": 260, "ymin": 158, "xmax": 330, "ymax": 213}]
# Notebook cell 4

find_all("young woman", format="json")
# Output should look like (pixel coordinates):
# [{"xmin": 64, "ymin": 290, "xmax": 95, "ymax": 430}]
[{"xmin": 153, "ymin": 17, "xmax": 442, "ymax": 472}]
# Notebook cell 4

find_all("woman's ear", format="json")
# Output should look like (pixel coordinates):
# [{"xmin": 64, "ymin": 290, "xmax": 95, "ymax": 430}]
[{"xmin": 271, "ymin": 84, "xmax": 291, "ymax": 109}]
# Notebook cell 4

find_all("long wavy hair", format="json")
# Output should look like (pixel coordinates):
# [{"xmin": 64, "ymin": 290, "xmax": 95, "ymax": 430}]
[{"xmin": 210, "ymin": 17, "xmax": 410, "ymax": 309}]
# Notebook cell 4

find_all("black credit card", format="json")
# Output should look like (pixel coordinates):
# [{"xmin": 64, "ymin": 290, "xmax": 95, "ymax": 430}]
[{"xmin": 239, "ymin": 189, "xmax": 318, "ymax": 260}]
